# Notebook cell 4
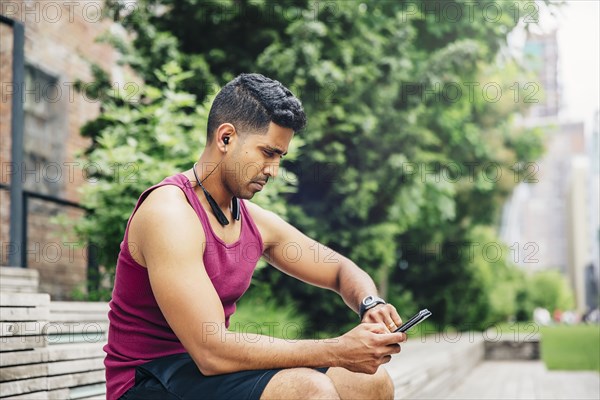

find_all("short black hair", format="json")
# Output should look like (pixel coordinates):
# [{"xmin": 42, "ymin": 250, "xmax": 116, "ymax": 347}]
[{"xmin": 206, "ymin": 73, "xmax": 306, "ymax": 142}]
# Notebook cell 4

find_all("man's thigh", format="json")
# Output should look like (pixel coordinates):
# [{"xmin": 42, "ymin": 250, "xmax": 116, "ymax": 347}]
[{"xmin": 260, "ymin": 366, "xmax": 394, "ymax": 400}]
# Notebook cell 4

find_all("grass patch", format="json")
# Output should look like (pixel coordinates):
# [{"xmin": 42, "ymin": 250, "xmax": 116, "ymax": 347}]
[
  {"xmin": 490, "ymin": 322, "xmax": 599, "ymax": 372},
  {"xmin": 449, "ymin": 321, "xmax": 599, "ymax": 371},
  {"xmin": 229, "ymin": 294, "xmax": 309, "ymax": 340},
  {"xmin": 539, "ymin": 324, "xmax": 600, "ymax": 372}
]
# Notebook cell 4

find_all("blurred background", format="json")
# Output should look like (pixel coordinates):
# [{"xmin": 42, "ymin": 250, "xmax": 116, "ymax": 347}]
[{"xmin": 1, "ymin": 0, "xmax": 598, "ymax": 391}]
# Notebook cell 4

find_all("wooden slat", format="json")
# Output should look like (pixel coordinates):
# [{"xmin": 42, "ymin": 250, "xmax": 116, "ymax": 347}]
[
  {"xmin": 69, "ymin": 383, "xmax": 106, "ymax": 399},
  {"xmin": 3, "ymin": 390, "xmax": 51, "ymax": 399},
  {"xmin": 1, "ymin": 358, "xmax": 104, "ymax": 382},
  {"xmin": 0, "ymin": 267, "xmax": 40, "ymax": 295},
  {"xmin": 47, "ymin": 358, "xmax": 105, "ymax": 376},
  {"xmin": 0, "ymin": 342, "xmax": 107, "ymax": 367},
  {"xmin": 47, "ymin": 342, "xmax": 106, "ymax": 362},
  {"xmin": 0, "ymin": 277, "xmax": 39, "ymax": 287},
  {"xmin": 0, "ymin": 372, "xmax": 106, "ymax": 398},
  {"xmin": 0, "ymin": 376, "xmax": 48, "ymax": 397},
  {"xmin": 0, "ymin": 348, "xmax": 48, "ymax": 367},
  {"xmin": 0, "ymin": 362, "xmax": 48, "ymax": 382},
  {"xmin": 0, "ymin": 335, "xmax": 48, "ymax": 351},
  {"xmin": 0, "ymin": 293, "xmax": 50, "ymax": 307},
  {"xmin": 44, "ymin": 322, "xmax": 108, "ymax": 337},
  {"xmin": 47, "ymin": 370, "xmax": 105, "ymax": 390},
  {"xmin": 48, "ymin": 332, "xmax": 107, "ymax": 345},
  {"xmin": 0, "ymin": 321, "xmax": 44, "ymax": 337},
  {"xmin": 0, "ymin": 267, "xmax": 39, "ymax": 278},
  {"xmin": 47, "ymin": 388, "xmax": 70, "ymax": 400},
  {"xmin": 49, "ymin": 314, "xmax": 108, "ymax": 322},
  {"xmin": 0, "ymin": 307, "xmax": 49, "ymax": 321},
  {"xmin": 50, "ymin": 302, "xmax": 109, "ymax": 313},
  {"xmin": 0, "ymin": 286, "xmax": 38, "ymax": 294}
]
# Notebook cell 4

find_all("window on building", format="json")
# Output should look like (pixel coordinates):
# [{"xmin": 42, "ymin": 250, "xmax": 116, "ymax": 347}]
[{"xmin": 23, "ymin": 64, "xmax": 67, "ymax": 197}]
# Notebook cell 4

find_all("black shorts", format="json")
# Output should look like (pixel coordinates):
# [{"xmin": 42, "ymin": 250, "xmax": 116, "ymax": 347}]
[{"xmin": 119, "ymin": 352, "xmax": 329, "ymax": 400}]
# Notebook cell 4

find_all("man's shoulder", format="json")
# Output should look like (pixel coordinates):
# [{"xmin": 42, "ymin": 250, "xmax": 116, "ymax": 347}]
[
  {"xmin": 244, "ymin": 200, "xmax": 278, "ymax": 223},
  {"xmin": 244, "ymin": 200, "xmax": 289, "ymax": 239},
  {"xmin": 146, "ymin": 184, "xmax": 188, "ymax": 202},
  {"xmin": 135, "ymin": 185, "xmax": 199, "ymax": 229},
  {"xmin": 128, "ymin": 184, "xmax": 205, "ymax": 267}
]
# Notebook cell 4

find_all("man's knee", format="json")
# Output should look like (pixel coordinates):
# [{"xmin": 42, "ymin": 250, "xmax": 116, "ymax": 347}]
[
  {"xmin": 325, "ymin": 366, "xmax": 394, "ymax": 400},
  {"xmin": 261, "ymin": 368, "xmax": 340, "ymax": 400},
  {"xmin": 364, "ymin": 367, "xmax": 394, "ymax": 400},
  {"xmin": 349, "ymin": 367, "xmax": 395, "ymax": 400},
  {"xmin": 302, "ymin": 370, "xmax": 340, "ymax": 399}
]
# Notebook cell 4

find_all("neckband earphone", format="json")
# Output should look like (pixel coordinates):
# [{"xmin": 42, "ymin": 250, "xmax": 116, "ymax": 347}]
[{"xmin": 192, "ymin": 161, "xmax": 240, "ymax": 226}]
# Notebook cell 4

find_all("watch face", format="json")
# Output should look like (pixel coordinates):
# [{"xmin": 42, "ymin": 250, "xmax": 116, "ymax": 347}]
[{"xmin": 363, "ymin": 296, "xmax": 374, "ymax": 306}]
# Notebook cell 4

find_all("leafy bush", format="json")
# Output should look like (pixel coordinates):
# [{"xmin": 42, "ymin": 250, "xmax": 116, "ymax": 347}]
[
  {"xmin": 527, "ymin": 270, "xmax": 575, "ymax": 312},
  {"xmin": 230, "ymin": 284, "xmax": 309, "ymax": 339}
]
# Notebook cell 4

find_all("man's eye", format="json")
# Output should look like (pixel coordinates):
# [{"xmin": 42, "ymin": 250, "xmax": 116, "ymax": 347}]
[{"xmin": 263, "ymin": 150, "xmax": 274, "ymax": 158}]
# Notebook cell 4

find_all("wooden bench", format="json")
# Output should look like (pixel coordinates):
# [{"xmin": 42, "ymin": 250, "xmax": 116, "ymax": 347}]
[
  {"xmin": 1, "ymin": 292, "xmax": 53, "ymax": 399},
  {"xmin": 0, "ymin": 267, "xmax": 40, "ymax": 293},
  {"xmin": 1, "ymin": 267, "xmax": 109, "ymax": 400},
  {"xmin": 46, "ymin": 301, "xmax": 109, "ymax": 399}
]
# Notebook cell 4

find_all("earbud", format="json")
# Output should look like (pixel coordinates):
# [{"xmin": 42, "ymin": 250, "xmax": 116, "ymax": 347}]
[{"xmin": 223, "ymin": 137, "xmax": 230, "ymax": 145}]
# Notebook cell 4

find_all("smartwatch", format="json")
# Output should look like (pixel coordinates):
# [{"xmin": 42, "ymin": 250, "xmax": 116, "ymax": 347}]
[{"xmin": 358, "ymin": 295, "xmax": 386, "ymax": 320}]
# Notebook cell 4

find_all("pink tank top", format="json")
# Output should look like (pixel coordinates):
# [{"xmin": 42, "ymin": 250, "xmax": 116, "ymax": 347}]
[{"xmin": 103, "ymin": 173, "xmax": 264, "ymax": 400}]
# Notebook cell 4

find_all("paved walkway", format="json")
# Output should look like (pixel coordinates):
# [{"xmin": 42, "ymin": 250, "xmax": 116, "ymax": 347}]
[
  {"xmin": 384, "ymin": 333, "xmax": 599, "ymax": 400},
  {"xmin": 441, "ymin": 361, "xmax": 600, "ymax": 400}
]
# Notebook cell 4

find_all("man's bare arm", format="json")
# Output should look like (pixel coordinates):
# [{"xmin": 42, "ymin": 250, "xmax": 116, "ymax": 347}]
[
  {"xmin": 246, "ymin": 202, "xmax": 401, "ymax": 325},
  {"xmin": 136, "ymin": 187, "xmax": 404, "ymax": 375}
]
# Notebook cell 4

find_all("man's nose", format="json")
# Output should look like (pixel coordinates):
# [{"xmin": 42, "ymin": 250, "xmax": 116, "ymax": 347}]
[{"xmin": 263, "ymin": 162, "xmax": 279, "ymax": 178}]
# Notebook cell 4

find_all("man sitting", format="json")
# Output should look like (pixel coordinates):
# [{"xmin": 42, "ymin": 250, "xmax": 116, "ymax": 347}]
[{"xmin": 104, "ymin": 73, "xmax": 406, "ymax": 400}]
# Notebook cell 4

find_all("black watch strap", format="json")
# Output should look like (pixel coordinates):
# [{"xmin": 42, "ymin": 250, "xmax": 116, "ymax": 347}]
[{"xmin": 358, "ymin": 295, "xmax": 386, "ymax": 320}]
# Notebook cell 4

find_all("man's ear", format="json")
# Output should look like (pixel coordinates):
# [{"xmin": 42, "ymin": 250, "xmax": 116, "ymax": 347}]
[{"xmin": 215, "ymin": 123, "xmax": 236, "ymax": 153}]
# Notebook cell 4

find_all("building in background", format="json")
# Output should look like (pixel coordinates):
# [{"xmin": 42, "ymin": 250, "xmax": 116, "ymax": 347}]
[
  {"xmin": 585, "ymin": 111, "xmax": 600, "ymax": 310},
  {"xmin": 501, "ymin": 29, "xmax": 599, "ymax": 313},
  {"xmin": 523, "ymin": 30, "xmax": 560, "ymax": 119},
  {"xmin": 1, "ymin": 1, "xmax": 132, "ymax": 299}
]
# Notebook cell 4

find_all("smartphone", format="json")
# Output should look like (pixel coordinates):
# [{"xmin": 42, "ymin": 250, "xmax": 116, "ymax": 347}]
[{"xmin": 394, "ymin": 309, "xmax": 432, "ymax": 333}]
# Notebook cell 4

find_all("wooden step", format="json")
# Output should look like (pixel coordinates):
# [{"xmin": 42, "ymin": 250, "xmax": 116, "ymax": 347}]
[
  {"xmin": 0, "ymin": 294, "xmax": 108, "ymax": 399},
  {"xmin": 0, "ymin": 267, "xmax": 39, "ymax": 293},
  {"xmin": 387, "ymin": 332, "xmax": 485, "ymax": 399}
]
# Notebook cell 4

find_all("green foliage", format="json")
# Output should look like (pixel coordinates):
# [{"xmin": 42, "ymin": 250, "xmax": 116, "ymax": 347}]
[
  {"xmin": 229, "ymin": 285, "xmax": 309, "ymax": 340},
  {"xmin": 77, "ymin": 0, "xmax": 553, "ymax": 331},
  {"xmin": 252, "ymin": 0, "xmax": 550, "ymax": 331},
  {"xmin": 528, "ymin": 270, "xmax": 575, "ymax": 312},
  {"xmin": 73, "ymin": 62, "xmax": 207, "ymax": 298}
]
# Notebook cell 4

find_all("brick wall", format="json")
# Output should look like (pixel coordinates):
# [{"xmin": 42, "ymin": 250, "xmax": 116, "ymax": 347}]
[{"xmin": 1, "ymin": 1, "xmax": 133, "ymax": 299}]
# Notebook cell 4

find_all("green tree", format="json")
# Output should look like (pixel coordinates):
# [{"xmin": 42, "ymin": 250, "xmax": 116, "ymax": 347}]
[
  {"xmin": 77, "ymin": 0, "xmax": 554, "ymax": 333},
  {"xmin": 528, "ymin": 270, "xmax": 575, "ymax": 312},
  {"xmin": 253, "ymin": 0, "xmax": 549, "ymax": 331},
  {"xmin": 74, "ymin": 62, "xmax": 206, "ymax": 296}
]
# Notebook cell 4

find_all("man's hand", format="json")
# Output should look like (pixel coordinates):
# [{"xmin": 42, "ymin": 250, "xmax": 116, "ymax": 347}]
[
  {"xmin": 361, "ymin": 304, "xmax": 403, "ymax": 333},
  {"xmin": 335, "ymin": 323, "xmax": 407, "ymax": 374}
]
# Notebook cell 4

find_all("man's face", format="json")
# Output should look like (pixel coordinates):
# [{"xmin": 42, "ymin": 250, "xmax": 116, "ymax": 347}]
[{"xmin": 223, "ymin": 122, "xmax": 294, "ymax": 199}]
